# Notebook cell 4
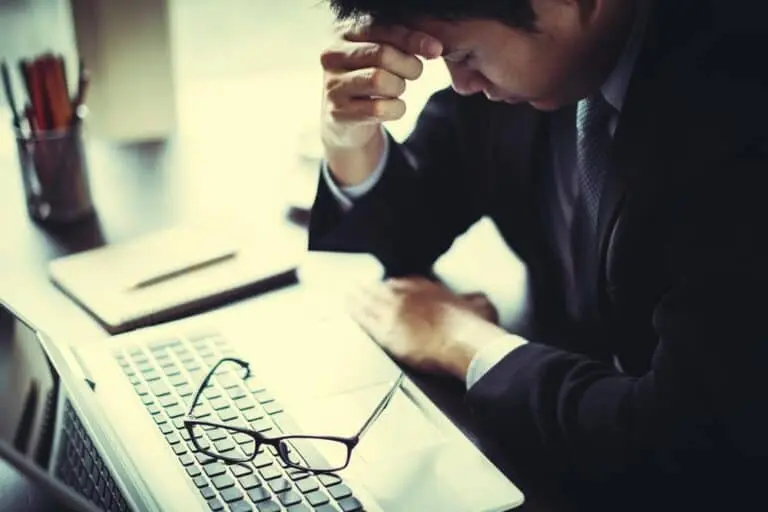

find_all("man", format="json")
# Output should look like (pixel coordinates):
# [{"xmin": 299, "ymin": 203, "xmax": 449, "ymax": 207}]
[{"xmin": 309, "ymin": 0, "xmax": 768, "ymax": 509}]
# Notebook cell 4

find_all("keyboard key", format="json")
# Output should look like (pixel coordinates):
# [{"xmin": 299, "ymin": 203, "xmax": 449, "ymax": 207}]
[
  {"xmin": 165, "ymin": 432, "xmax": 181, "ymax": 445},
  {"xmin": 149, "ymin": 381, "xmax": 171, "ymax": 397},
  {"xmin": 253, "ymin": 391, "xmax": 274, "ymax": 404},
  {"xmin": 159, "ymin": 395, "xmax": 178, "ymax": 408},
  {"xmin": 296, "ymin": 478, "xmax": 319, "ymax": 493},
  {"xmin": 133, "ymin": 383, "xmax": 149, "ymax": 396},
  {"xmin": 204, "ymin": 388, "xmax": 222, "ymax": 400},
  {"xmin": 193, "ymin": 475, "xmax": 209, "ymax": 488},
  {"xmin": 277, "ymin": 490, "xmax": 302, "ymax": 506},
  {"xmin": 228, "ymin": 500, "xmax": 253, "ymax": 512},
  {"xmin": 318, "ymin": 474, "xmax": 342, "ymax": 487},
  {"xmin": 228, "ymin": 387, "xmax": 247, "ymax": 400},
  {"xmin": 327, "ymin": 484, "xmax": 352, "ymax": 500},
  {"xmin": 214, "ymin": 439, "xmax": 236, "ymax": 453},
  {"xmin": 210, "ymin": 397, "xmax": 230, "ymax": 411},
  {"xmin": 217, "ymin": 408, "xmax": 239, "ymax": 422},
  {"xmin": 234, "ymin": 397, "xmax": 256, "ymax": 411},
  {"xmin": 201, "ymin": 486, "xmax": 216, "ymax": 499},
  {"xmin": 286, "ymin": 504, "xmax": 311, "ymax": 512},
  {"xmin": 337, "ymin": 497, "xmax": 363, "ymax": 512},
  {"xmin": 166, "ymin": 405, "xmax": 185, "ymax": 418},
  {"xmin": 233, "ymin": 433, "xmax": 254, "ymax": 445},
  {"xmin": 172, "ymin": 444, "xmax": 187, "ymax": 456},
  {"xmin": 263, "ymin": 402, "xmax": 283, "ymax": 415},
  {"xmin": 208, "ymin": 429, "xmax": 228, "ymax": 442},
  {"xmin": 147, "ymin": 403, "xmax": 161, "ymax": 415},
  {"xmin": 129, "ymin": 375, "xmax": 141, "ymax": 385},
  {"xmin": 186, "ymin": 465, "xmax": 202, "ymax": 478},
  {"xmin": 259, "ymin": 466, "xmax": 282, "ymax": 481},
  {"xmin": 141, "ymin": 395, "xmax": 155, "ymax": 406},
  {"xmin": 217, "ymin": 373, "xmax": 242, "ymax": 389},
  {"xmin": 239, "ymin": 474, "xmax": 261, "ymax": 490},
  {"xmin": 247, "ymin": 487, "xmax": 271, "ymax": 503},
  {"xmin": 143, "ymin": 369, "xmax": 161, "ymax": 382},
  {"xmin": 244, "ymin": 409, "xmax": 264, "ymax": 422},
  {"xmin": 220, "ymin": 487, "xmax": 243, "ymax": 503},
  {"xmin": 268, "ymin": 478, "xmax": 291, "ymax": 493},
  {"xmin": 230, "ymin": 464, "xmax": 252, "ymax": 477},
  {"xmin": 164, "ymin": 366, "xmax": 181, "ymax": 377},
  {"xmin": 252, "ymin": 452, "xmax": 274, "ymax": 468},
  {"xmin": 196, "ymin": 452, "xmax": 216, "ymax": 465},
  {"xmin": 250, "ymin": 419, "xmax": 273, "ymax": 433},
  {"xmin": 177, "ymin": 384, "xmax": 195, "ymax": 397},
  {"xmin": 245, "ymin": 379, "xmax": 266, "ymax": 393},
  {"xmin": 256, "ymin": 501, "xmax": 280, "ymax": 512},
  {"xmin": 212, "ymin": 474, "xmax": 235, "ymax": 490},
  {"xmin": 179, "ymin": 453, "xmax": 195, "ymax": 466},
  {"xmin": 160, "ymin": 422, "xmax": 174, "ymax": 435},
  {"xmin": 207, "ymin": 497, "xmax": 224, "ymax": 511},
  {"xmin": 204, "ymin": 463, "xmax": 227, "ymax": 477},
  {"xmin": 169, "ymin": 374, "xmax": 188, "ymax": 387},
  {"xmin": 305, "ymin": 490, "xmax": 329, "ymax": 506}
]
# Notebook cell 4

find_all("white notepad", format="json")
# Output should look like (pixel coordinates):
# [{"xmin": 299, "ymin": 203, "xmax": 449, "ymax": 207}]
[{"xmin": 48, "ymin": 225, "xmax": 302, "ymax": 334}]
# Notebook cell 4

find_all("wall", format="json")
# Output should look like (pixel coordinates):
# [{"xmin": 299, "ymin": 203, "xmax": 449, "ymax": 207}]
[{"xmin": 0, "ymin": 0, "xmax": 78, "ymax": 110}]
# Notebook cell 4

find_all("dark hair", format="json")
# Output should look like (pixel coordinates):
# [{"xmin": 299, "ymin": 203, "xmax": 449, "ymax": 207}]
[{"xmin": 327, "ymin": 0, "xmax": 537, "ymax": 30}]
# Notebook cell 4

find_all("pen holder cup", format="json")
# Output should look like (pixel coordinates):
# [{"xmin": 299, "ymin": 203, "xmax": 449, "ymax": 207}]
[{"xmin": 16, "ymin": 121, "xmax": 94, "ymax": 224}]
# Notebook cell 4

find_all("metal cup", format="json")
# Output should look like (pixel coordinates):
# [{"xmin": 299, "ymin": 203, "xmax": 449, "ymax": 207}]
[{"xmin": 16, "ymin": 120, "xmax": 94, "ymax": 224}]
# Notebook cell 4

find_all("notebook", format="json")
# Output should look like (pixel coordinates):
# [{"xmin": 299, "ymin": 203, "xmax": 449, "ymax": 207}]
[{"xmin": 48, "ymin": 225, "xmax": 303, "ymax": 334}]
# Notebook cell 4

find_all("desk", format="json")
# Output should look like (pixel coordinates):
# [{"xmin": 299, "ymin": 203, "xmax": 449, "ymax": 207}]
[{"xmin": 0, "ymin": 122, "xmax": 576, "ymax": 511}]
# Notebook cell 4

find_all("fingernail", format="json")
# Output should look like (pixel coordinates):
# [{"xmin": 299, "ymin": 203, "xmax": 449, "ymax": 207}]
[{"xmin": 421, "ymin": 38, "xmax": 442, "ymax": 58}]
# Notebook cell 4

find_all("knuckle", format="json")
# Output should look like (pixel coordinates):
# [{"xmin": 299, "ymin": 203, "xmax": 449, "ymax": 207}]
[{"xmin": 368, "ymin": 68, "xmax": 386, "ymax": 90}]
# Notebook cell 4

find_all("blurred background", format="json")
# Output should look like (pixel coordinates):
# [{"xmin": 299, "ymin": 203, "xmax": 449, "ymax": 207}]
[
  {"xmin": 0, "ymin": 0, "xmax": 452, "ymax": 214},
  {"xmin": 0, "ymin": 0, "xmax": 526, "ymax": 329}
]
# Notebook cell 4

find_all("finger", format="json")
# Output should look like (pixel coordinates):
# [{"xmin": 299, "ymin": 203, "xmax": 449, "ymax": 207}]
[
  {"xmin": 326, "ymin": 67, "xmax": 406, "ymax": 101},
  {"xmin": 327, "ymin": 97, "xmax": 406, "ymax": 123},
  {"xmin": 345, "ymin": 24, "xmax": 444, "ymax": 59},
  {"xmin": 321, "ymin": 41, "xmax": 424, "ymax": 81}
]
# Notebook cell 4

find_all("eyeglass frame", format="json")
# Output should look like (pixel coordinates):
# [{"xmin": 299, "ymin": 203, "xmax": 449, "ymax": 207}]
[{"xmin": 183, "ymin": 357, "xmax": 404, "ymax": 474}]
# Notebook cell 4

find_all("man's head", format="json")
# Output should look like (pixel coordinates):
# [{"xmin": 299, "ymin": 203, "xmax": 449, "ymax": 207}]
[{"xmin": 328, "ymin": 0, "xmax": 639, "ymax": 110}]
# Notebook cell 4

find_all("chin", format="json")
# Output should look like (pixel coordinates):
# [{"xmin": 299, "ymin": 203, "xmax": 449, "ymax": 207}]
[{"xmin": 527, "ymin": 98, "xmax": 566, "ymax": 112}]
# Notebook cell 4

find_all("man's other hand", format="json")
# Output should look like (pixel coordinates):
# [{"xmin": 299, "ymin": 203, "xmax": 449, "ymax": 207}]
[{"xmin": 347, "ymin": 277, "xmax": 508, "ymax": 379}]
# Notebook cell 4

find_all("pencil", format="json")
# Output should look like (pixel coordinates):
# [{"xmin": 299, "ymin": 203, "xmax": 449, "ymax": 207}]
[{"xmin": 1, "ymin": 59, "xmax": 22, "ymax": 130}]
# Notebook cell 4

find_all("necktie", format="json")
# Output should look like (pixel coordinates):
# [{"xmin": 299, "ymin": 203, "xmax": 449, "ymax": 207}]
[
  {"xmin": 576, "ymin": 93, "xmax": 615, "ymax": 227},
  {"xmin": 570, "ymin": 93, "xmax": 615, "ymax": 317}
]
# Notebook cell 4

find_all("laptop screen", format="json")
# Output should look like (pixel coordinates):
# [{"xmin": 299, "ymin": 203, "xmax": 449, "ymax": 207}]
[{"xmin": 0, "ymin": 301, "xmax": 100, "ymax": 512}]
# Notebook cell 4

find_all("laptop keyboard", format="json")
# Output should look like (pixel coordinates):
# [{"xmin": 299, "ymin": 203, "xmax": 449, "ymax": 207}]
[
  {"xmin": 56, "ymin": 399, "xmax": 131, "ymax": 511},
  {"xmin": 114, "ymin": 333, "xmax": 365, "ymax": 512}
]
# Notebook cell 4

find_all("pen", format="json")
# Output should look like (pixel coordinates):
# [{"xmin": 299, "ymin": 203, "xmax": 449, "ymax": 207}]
[
  {"xmin": 127, "ymin": 251, "xmax": 238, "ymax": 291},
  {"xmin": 1, "ymin": 59, "xmax": 22, "ymax": 130}
]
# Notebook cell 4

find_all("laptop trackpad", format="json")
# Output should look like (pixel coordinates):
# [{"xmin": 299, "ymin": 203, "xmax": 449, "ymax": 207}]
[{"xmin": 288, "ymin": 383, "xmax": 474, "ymax": 511}]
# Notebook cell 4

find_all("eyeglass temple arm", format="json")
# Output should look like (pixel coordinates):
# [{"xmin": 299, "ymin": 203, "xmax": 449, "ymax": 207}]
[
  {"xmin": 354, "ymin": 373, "xmax": 405, "ymax": 440},
  {"xmin": 186, "ymin": 357, "xmax": 250, "ymax": 416}
]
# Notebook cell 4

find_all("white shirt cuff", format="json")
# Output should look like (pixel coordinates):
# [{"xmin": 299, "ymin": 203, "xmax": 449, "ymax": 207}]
[
  {"xmin": 321, "ymin": 126, "xmax": 390, "ymax": 212},
  {"xmin": 466, "ymin": 334, "xmax": 528, "ymax": 390}
]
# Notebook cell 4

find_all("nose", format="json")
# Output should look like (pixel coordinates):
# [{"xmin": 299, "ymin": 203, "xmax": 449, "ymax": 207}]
[{"xmin": 444, "ymin": 61, "xmax": 487, "ymax": 96}]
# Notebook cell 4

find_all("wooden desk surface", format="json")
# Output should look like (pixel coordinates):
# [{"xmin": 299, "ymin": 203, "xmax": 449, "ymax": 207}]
[{"xmin": 0, "ymin": 120, "xmax": 575, "ymax": 511}]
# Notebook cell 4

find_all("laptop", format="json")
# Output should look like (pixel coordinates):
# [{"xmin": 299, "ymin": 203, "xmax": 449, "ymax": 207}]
[{"xmin": 0, "ymin": 278, "xmax": 525, "ymax": 511}]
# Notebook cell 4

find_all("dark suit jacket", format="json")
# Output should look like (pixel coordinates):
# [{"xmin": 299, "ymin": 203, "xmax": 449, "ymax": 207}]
[{"xmin": 309, "ymin": 0, "xmax": 768, "ymax": 508}]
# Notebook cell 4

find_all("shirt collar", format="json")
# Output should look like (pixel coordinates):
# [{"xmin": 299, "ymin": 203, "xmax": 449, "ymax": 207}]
[{"xmin": 600, "ymin": 0, "xmax": 652, "ymax": 113}]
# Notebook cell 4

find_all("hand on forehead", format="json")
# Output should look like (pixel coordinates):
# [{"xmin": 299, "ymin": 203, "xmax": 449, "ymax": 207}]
[{"xmin": 340, "ymin": 19, "xmax": 444, "ymax": 59}]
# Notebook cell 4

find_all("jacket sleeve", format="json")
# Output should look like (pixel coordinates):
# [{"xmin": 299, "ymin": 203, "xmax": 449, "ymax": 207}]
[
  {"xmin": 465, "ymin": 97, "xmax": 768, "ymax": 504},
  {"xmin": 308, "ymin": 88, "xmax": 488, "ymax": 277}
]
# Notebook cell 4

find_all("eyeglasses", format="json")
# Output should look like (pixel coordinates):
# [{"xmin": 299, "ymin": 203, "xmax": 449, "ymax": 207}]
[{"xmin": 183, "ymin": 357, "xmax": 404, "ymax": 474}]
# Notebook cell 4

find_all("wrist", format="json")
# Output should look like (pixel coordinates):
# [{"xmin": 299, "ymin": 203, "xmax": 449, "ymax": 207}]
[
  {"xmin": 323, "ymin": 126, "xmax": 385, "ymax": 187},
  {"xmin": 441, "ymin": 319, "xmax": 510, "ymax": 381}
]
